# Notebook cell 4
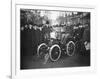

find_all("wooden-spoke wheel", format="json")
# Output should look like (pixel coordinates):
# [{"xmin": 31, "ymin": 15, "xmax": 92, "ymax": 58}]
[
  {"xmin": 66, "ymin": 41, "xmax": 75, "ymax": 56},
  {"xmin": 49, "ymin": 44, "xmax": 61, "ymax": 61},
  {"xmin": 37, "ymin": 43, "xmax": 48, "ymax": 57}
]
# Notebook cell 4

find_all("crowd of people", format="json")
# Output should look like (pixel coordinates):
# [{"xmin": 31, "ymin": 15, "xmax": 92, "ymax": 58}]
[
  {"xmin": 21, "ymin": 22, "xmax": 90, "ymax": 56},
  {"xmin": 20, "ymin": 9, "xmax": 90, "ymax": 56}
]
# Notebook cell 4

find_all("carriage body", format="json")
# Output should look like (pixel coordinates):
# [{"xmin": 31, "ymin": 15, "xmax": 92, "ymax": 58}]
[{"xmin": 37, "ymin": 25, "xmax": 76, "ymax": 61}]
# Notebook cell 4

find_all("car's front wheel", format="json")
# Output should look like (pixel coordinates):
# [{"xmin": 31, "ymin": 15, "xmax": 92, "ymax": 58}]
[
  {"xmin": 37, "ymin": 43, "xmax": 48, "ymax": 57},
  {"xmin": 49, "ymin": 44, "xmax": 61, "ymax": 61}
]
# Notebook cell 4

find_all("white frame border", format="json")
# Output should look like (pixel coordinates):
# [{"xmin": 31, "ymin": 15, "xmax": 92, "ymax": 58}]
[{"xmin": 11, "ymin": 3, "xmax": 96, "ymax": 79}]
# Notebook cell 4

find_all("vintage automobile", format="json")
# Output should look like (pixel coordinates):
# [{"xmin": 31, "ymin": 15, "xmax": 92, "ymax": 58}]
[{"xmin": 37, "ymin": 25, "xmax": 77, "ymax": 62}]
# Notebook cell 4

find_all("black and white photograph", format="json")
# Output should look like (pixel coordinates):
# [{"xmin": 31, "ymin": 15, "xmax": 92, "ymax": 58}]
[{"xmin": 20, "ymin": 7, "xmax": 90, "ymax": 69}]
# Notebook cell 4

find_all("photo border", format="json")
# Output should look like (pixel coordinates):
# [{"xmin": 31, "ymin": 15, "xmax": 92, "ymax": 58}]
[{"xmin": 11, "ymin": 3, "xmax": 96, "ymax": 79}]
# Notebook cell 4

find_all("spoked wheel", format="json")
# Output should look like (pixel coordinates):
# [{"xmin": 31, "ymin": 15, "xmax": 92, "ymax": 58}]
[
  {"xmin": 66, "ymin": 41, "xmax": 75, "ymax": 56},
  {"xmin": 37, "ymin": 43, "xmax": 48, "ymax": 57},
  {"xmin": 49, "ymin": 44, "xmax": 61, "ymax": 61}
]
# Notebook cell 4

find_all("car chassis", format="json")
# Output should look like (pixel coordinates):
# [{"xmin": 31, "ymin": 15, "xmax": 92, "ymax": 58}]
[{"xmin": 37, "ymin": 26, "xmax": 76, "ymax": 62}]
